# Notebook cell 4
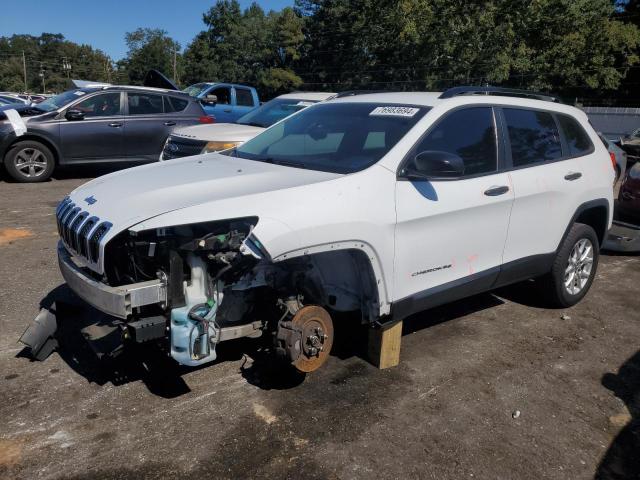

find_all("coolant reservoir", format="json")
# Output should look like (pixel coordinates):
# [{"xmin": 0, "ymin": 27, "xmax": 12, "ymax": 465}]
[
  {"xmin": 170, "ymin": 253, "xmax": 219, "ymax": 367},
  {"xmin": 170, "ymin": 303, "xmax": 218, "ymax": 367}
]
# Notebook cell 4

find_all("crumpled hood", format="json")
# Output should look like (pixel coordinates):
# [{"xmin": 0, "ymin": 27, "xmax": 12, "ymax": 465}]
[
  {"xmin": 171, "ymin": 123, "xmax": 264, "ymax": 142},
  {"xmin": 68, "ymin": 153, "xmax": 341, "ymax": 235}
]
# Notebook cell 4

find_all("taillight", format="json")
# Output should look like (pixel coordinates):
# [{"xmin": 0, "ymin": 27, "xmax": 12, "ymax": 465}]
[
  {"xmin": 199, "ymin": 116, "xmax": 215, "ymax": 124},
  {"xmin": 609, "ymin": 152, "xmax": 616, "ymax": 170}
]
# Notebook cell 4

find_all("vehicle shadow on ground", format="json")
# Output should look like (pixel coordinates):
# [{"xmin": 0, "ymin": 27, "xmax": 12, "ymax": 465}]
[
  {"xmin": 595, "ymin": 349, "xmax": 640, "ymax": 479},
  {"xmin": 493, "ymin": 279, "xmax": 557, "ymax": 309},
  {"xmin": 19, "ymin": 284, "xmax": 307, "ymax": 398},
  {"xmin": 22, "ymin": 283, "xmax": 548, "ymax": 398}
]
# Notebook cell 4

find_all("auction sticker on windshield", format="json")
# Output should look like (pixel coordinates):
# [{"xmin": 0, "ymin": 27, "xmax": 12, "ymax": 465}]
[{"xmin": 370, "ymin": 106, "xmax": 420, "ymax": 117}]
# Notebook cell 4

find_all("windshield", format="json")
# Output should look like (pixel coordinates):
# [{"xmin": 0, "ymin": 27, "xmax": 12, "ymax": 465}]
[
  {"xmin": 183, "ymin": 83, "xmax": 210, "ymax": 98},
  {"xmin": 236, "ymin": 98, "xmax": 319, "ymax": 128},
  {"xmin": 225, "ymin": 102, "xmax": 428, "ymax": 174},
  {"xmin": 35, "ymin": 90, "xmax": 89, "ymax": 112}
]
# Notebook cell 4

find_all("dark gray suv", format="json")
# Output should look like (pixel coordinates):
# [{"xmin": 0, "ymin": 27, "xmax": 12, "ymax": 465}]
[{"xmin": 0, "ymin": 86, "xmax": 213, "ymax": 182}]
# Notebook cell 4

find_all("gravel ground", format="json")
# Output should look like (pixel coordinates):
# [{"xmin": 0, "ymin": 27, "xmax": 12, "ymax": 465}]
[{"xmin": 0, "ymin": 170, "xmax": 639, "ymax": 480}]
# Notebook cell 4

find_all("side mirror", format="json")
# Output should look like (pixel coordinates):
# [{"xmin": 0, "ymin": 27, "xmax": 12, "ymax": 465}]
[
  {"xmin": 65, "ymin": 109, "xmax": 85, "ymax": 121},
  {"xmin": 403, "ymin": 150, "xmax": 465, "ymax": 180},
  {"xmin": 203, "ymin": 94, "xmax": 218, "ymax": 105}
]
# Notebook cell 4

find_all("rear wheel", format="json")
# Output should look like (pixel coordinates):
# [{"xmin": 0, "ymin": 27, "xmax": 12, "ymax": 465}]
[
  {"xmin": 543, "ymin": 223, "xmax": 599, "ymax": 307},
  {"xmin": 4, "ymin": 140, "xmax": 55, "ymax": 182}
]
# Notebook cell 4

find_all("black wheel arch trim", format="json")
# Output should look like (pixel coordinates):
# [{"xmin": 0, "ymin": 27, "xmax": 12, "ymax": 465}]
[
  {"xmin": 5, "ymin": 133, "xmax": 61, "ymax": 165},
  {"xmin": 557, "ymin": 198, "xmax": 610, "ymax": 251}
]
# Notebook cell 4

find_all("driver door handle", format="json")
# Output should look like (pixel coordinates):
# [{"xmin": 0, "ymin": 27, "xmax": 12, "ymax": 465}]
[
  {"xmin": 223, "ymin": 109, "xmax": 232, "ymax": 113},
  {"xmin": 564, "ymin": 171, "xmax": 582, "ymax": 181},
  {"xmin": 108, "ymin": 122, "xmax": 122, "ymax": 128},
  {"xmin": 163, "ymin": 121, "xmax": 176, "ymax": 126},
  {"xmin": 484, "ymin": 185, "xmax": 510, "ymax": 196}
]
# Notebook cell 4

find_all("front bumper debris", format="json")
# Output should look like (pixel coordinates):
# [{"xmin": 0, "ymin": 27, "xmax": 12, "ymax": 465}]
[
  {"xmin": 19, "ymin": 305, "xmax": 59, "ymax": 360},
  {"xmin": 57, "ymin": 242, "xmax": 167, "ymax": 319}
]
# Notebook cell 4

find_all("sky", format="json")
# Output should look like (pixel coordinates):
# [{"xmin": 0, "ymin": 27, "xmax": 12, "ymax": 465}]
[{"xmin": 0, "ymin": 0, "xmax": 294, "ymax": 60}]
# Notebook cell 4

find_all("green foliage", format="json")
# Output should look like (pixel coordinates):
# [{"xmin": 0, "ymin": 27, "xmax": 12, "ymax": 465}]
[
  {"xmin": 295, "ymin": 0, "xmax": 640, "ymax": 96},
  {"xmin": 118, "ymin": 28, "xmax": 181, "ymax": 85},
  {"xmin": 182, "ymin": 1, "xmax": 304, "ymax": 96},
  {"xmin": 1, "ymin": 0, "xmax": 639, "ymax": 102},
  {"xmin": 0, "ymin": 34, "xmax": 112, "ymax": 93}
]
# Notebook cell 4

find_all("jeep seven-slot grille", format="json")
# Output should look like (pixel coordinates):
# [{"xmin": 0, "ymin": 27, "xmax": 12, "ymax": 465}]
[{"xmin": 55, "ymin": 197, "xmax": 112, "ymax": 266}]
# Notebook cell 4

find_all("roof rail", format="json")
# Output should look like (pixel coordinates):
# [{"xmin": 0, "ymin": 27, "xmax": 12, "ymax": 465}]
[
  {"xmin": 334, "ymin": 90, "xmax": 392, "ymax": 98},
  {"xmin": 439, "ymin": 86, "xmax": 560, "ymax": 103}
]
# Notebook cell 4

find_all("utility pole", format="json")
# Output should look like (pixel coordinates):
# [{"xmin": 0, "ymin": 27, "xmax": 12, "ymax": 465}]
[
  {"xmin": 22, "ymin": 51, "xmax": 27, "ymax": 92},
  {"xmin": 39, "ymin": 62, "xmax": 45, "ymax": 93},
  {"xmin": 172, "ymin": 46, "xmax": 177, "ymax": 84},
  {"xmin": 62, "ymin": 57, "xmax": 72, "ymax": 78},
  {"xmin": 105, "ymin": 59, "xmax": 112, "ymax": 83}
]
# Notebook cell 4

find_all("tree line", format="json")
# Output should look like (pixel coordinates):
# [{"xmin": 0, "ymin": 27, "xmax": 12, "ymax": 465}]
[{"xmin": 1, "ymin": 0, "xmax": 640, "ymax": 103}]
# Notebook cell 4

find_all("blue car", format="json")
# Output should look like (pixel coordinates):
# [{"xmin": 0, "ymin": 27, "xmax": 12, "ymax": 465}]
[{"xmin": 182, "ymin": 82, "xmax": 259, "ymax": 123}]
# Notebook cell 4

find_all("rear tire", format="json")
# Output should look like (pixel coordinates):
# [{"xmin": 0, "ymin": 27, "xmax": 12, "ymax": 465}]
[
  {"xmin": 543, "ymin": 223, "xmax": 599, "ymax": 308},
  {"xmin": 4, "ymin": 140, "xmax": 55, "ymax": 183}
]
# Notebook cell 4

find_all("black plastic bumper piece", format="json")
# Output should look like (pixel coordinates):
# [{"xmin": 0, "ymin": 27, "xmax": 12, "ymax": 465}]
[
  {"xmin": 128, "ymin": 316, "xmax": 166, "ymax": 343},
  {"xmin": 19, "ymin": 304, "xmax": 59, "ymax": 361}
]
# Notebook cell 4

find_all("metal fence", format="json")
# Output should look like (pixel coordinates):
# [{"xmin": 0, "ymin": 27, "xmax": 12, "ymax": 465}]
[{"xmin": 582, "ymin": 107, "xmax": 640, "ymax": 139}]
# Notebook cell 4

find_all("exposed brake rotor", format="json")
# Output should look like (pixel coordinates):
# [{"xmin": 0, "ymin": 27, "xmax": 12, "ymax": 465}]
[{"xmin": 277, "ymin": 305, "xmax": 334, "ymax": 373}]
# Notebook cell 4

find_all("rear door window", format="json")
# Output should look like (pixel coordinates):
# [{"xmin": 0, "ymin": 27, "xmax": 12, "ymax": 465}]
[
  {"xmin": 164, "ymin": 96, "xmax": 188, "ymax": 113},
  {"xmin": 557, "ymin": 114, "xmax": 593, "ymax": 157},
  {"xmin": 503, "ymin": 108, "xmax": 562, "ymax": 166},
  {"xmin": 235, "ymin": 88, "xmax": 255, "ymax": 107},
  {"xmin": 128, "ymin": 93, "xmax": 164, "ymax": 115},
  {"xmin": 413, "ymin": 107, "xmax": 497, "ymax": 176}
]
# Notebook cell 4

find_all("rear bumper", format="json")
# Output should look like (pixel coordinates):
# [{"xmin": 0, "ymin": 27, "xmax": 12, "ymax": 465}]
[{"xmin": 58, "ymin": 242, "xmax": 167, "ymax": 319}]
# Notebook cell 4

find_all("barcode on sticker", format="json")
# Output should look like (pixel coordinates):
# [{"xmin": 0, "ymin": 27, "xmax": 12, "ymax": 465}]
[{"xmin": 370, "ymin": 106, "xmax": 419, "ymax": 117}]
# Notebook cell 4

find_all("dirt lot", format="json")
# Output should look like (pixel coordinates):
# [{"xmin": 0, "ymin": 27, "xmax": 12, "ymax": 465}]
[{"xmin": 1, "ymin": 171, "xmax": 639, "ymax": 480}]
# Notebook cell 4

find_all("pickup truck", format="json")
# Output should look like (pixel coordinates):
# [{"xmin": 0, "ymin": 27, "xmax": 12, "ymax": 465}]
[{"xmin": 183, "ymin": 83, "xmax": 259, "ymax": 123}]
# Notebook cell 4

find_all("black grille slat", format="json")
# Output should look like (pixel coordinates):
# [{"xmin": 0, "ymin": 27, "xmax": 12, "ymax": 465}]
[
  {"xmin": 89, "ymin": 222, "xmax": 112, "ymax": 263},
  {"xmin": 57, "ymin": 202, "xmax": 75, "ymax": 235},
  {"xmin": 63, "ymin": 208, "xmax": 80, "ymax": 245},
  {"xmin": 70, "ymin": 213, "xmax": 88, "ymax": 251},
  {"xmin": 78, "ymin": 217, "xmax": 98, "ymax": 257}
]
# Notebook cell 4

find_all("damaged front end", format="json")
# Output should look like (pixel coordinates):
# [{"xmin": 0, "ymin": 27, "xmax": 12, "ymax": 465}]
[
  {"xmin": 23, "ymin": 215, "xmax": 347, "ymax": 373},
  {"xmin": 102, "ymin": 217, "xmax": 265, "ymax": 366}
]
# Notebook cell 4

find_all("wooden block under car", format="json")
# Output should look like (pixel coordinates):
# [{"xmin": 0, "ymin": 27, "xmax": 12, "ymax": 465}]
[{"xmin": 367, "ymin": 320, "xmax": 402, "ymax": 369}]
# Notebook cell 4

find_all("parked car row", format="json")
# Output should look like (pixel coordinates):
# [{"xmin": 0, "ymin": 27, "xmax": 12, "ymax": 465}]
[
  {"xmin": 0, "ymin": 84, "xmax": 214, "ymax": 182},
  {"xmin": 617, "ymin": 127, "xmax": 640, "ymax": 164},
  {"xmin": 0, "ymin": 71, "xmax": 338, "ymax": 182},
  {"xmin": 1, "ymin": 73, "xmax": 638, "ymax": 244},
  {"xmin": 160, "ymin": 92, "xmax": 335, "ymax": 160}
]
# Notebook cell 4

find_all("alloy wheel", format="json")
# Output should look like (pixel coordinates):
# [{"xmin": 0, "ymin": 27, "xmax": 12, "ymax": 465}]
[
  {"xmin": 564, "ymin": 238, "xmax": 594, "ymax": 295},
  {"xmin": 14, "ymin": 147, "xmax": 49, "ymax": 178}
]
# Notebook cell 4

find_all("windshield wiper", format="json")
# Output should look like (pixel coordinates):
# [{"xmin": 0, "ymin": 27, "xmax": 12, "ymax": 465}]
[
  {"xmin": 237, "ymin": 121, "xmax": 266, "ymax": 128},
  {"xmin": 263, "ymin": 158, "xmax": 308, "ymax": 169}
]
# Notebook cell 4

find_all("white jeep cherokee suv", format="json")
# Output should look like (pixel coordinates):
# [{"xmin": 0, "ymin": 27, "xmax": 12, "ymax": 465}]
[{"xmin": 48, "ymin": 87, "xmax": 614, "ymax": 372}]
